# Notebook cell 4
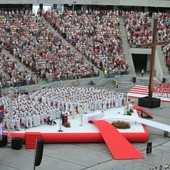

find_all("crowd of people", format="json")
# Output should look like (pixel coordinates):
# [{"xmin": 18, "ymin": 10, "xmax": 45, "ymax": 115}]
[
  {"xmin": 154, "ymin": 12, "xmax": 170, "ymax": 73},
  {"xmin": 0, "ymin": 9, "xmax": 98, "ymax": 87},
  {"xmin": 44, "ymin": 9, "xmax": 129, "ymax": 76},
  {"xmin": 0, "ymin": 8, "xmax": 169, "ymax": 130},
  {"xmin": 124, "ymin": 11, "xmax": 152, "ymax": 47},
  {"xmin": 163, "ymin": 43, "xmax": 170, "ymax": 73},
  {"xmin": 0, "ymin": 8, "xmax": 169, "ymax": 89},
  {"xmin": 0, "ymin": 54, "xmax": 37, "ymax": 88},
  {"xmin": 0, "ymin": 8, "xmax": 169, "ymax": 170},
  {"xmin": 153, "ymin": 83, "xmax": 170, "ymax": 98},
  {"xmin": 0, "ymin": 86, "xmax": 127, "ymax": 131},
  {"xmin": 124, "ymin": 11, "xmax": 170, "ymax": 73},
  {"xmin": 150, "ymin": 163, "xmax": 170, "ymax": 170}
]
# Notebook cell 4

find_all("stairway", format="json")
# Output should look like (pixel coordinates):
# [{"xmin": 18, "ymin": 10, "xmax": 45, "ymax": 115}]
[
  {"xmin": 150, "ymin": 18, "xmax": 154, "ymax": 32},
  {"xmin": 119, "ymin": 17, "xmax": 136, "ymax": 75},
  {"xmin": 156, "ymin": 47, "xmax": 169, "ymax": 78},
  {"xmin": 25, "ymin": 132, "xmax": 42, "ymax": 149},
  {"xmin": 1, "ymin": 49, "xmax": 25, "ymax": 70},
  {"xmin": 1, "ymin": 49, "xmax": 38, "ymax": 82}
]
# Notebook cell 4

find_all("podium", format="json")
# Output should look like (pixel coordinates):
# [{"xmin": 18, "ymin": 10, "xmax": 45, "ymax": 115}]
[{"xmin": 62, "ymin": 115, "xmax": 68, "ymax": 125}]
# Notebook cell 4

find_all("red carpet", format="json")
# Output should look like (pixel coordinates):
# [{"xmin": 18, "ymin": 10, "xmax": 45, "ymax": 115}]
[{"xmin": 91, "ymin": 120, "xmax": 144, "ymax": 160}]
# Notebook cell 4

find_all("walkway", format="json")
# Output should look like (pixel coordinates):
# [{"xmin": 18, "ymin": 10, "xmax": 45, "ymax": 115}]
[{"xmin": 91, "ymin": 120, "xmax": 144, "ymax": 160}]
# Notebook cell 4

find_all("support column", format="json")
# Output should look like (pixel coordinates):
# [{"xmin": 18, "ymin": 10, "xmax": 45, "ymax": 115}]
[
  {"xmin": 144, "ymin": 7, "xmax": 148, "ymax": 12},
  {"xmin": 39, "ymin": 4, "xmax": 43, "ymax": 16},
  {"xmin": 53, "ymin": 4, "xmax": 57, "ymax": 10}
]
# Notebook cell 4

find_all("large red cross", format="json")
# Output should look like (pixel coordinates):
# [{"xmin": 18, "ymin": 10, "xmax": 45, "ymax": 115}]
[{"xmin": 138, "ymin": 18, "xmax": 170, "ymax": 98}]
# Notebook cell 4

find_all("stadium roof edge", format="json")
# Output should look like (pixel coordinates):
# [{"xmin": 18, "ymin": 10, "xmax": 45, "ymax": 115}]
[{"xmin": 0, "ymin": 0, "xmax": 170, "ymax": 8}]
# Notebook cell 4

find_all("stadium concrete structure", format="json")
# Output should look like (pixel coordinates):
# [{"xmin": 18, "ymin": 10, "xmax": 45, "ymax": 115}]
[
  {"xmin": 0, "ymin": 1, "xmax": 170, "ymax": 170},
  {"xmin": 0, "ymin": 0, "xmax": 169, "ymax": 7}
]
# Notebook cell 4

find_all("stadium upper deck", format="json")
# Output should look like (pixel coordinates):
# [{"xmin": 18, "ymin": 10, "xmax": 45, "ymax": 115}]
[{"xmin": 0, "ymin": 0, "xmax": 170, "ymax": 8}]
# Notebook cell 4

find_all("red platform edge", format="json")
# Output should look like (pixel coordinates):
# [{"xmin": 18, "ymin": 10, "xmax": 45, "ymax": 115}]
[
  {"xmin": 2, "ymin": 125, "xmax": 149, "ymax": 147},
  {"xmin": 2, "ymin": 106, "xmax": 149, "ymax": 148}
]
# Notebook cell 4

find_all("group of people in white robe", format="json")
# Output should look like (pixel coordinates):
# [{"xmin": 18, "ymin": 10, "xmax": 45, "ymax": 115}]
[{"xmin": 0, "ymin": 86, "xmax": 128, "ymax": 131}]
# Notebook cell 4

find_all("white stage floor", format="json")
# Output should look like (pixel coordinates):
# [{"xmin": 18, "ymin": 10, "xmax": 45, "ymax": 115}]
[{"xmin": 10, "ymin": 107, "xmax": 145, "ymax": 134}]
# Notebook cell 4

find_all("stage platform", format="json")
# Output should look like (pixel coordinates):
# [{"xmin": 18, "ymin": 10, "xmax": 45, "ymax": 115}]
[
  {"xmin": 3, "ymin": 107, "xmax": 149, "ymax": 145},
  {"xmin": 2, "ymin": 106, "xmax": 151, "ymax": 160}
]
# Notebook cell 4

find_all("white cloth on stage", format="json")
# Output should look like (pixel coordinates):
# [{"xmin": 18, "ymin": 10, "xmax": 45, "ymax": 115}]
[{"xmin": 83, "ymin": 111, "xmax": 104, "ymax": 124}]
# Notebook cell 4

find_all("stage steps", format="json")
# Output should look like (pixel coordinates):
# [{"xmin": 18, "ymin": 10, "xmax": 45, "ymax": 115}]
[{"xmin": 25, "ymin": 132, "xmax": 42, "ymax": 149}]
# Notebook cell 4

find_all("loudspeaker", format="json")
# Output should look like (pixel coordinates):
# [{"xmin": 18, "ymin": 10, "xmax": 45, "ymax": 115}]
[
  {"xmin": 132, "ymin": 77, "xmax": 136, "ymax": 83},
  {"xmin": 146, "ymin": 142, "xmax": 152, "ymax": 154},
  {"xmin": 11, "ymin": 137, "xmax": 23, "ymax": 150},
  {"xmin": 0, "ymin": 135, "xmax": 7, "ymax": 147},
  {"xmin": 162, "ymin": 78, "xmax": 166, "ymax": 83},
  {"xmin": 164, "ymin": 131, "xmax": 169, "ymax": 137},
  {"xmin": 34, "ymin": 139, "xmax": 44, "ymax": 167}
]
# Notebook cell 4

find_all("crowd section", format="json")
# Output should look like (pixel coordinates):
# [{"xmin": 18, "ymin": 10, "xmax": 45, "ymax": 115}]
[
  {"xmin": 124, "ymin": 11, "xmax": 152, "ymax": 47},
  {"xmin": 0, "ymin": 9, "xmax": 169, "ymax": 88},
  {"xmin": 154, "ymin": 12, "xmax": 170, "ymax": 73},
  {"xmin": 149, "ymin": 163, "xmax": 170, "ymax": 170},
  {"xmin": 154, "ymin": 83, "xmax": 170, "ymax": 98},
  {"xmin": 164, "ymin": 44, "xmax": 170, "ymax": 73},
  {"xmin": 44, "ymin": 9, "xmax": 129, "ymax": 76},
  {"xmin": 0, "ymin": 86, "xmax": 127, "ymax": 131},
  {"xmin": 0, "ymin": 10, "xmax": 97, "ymax": 86},
  {"xmin": 124, "ymin": 11, "xmax": 170, "ymax": 73},
  {"xmin": 0, "ymin": 54, "xmax": 37, "ymax": 88}
]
